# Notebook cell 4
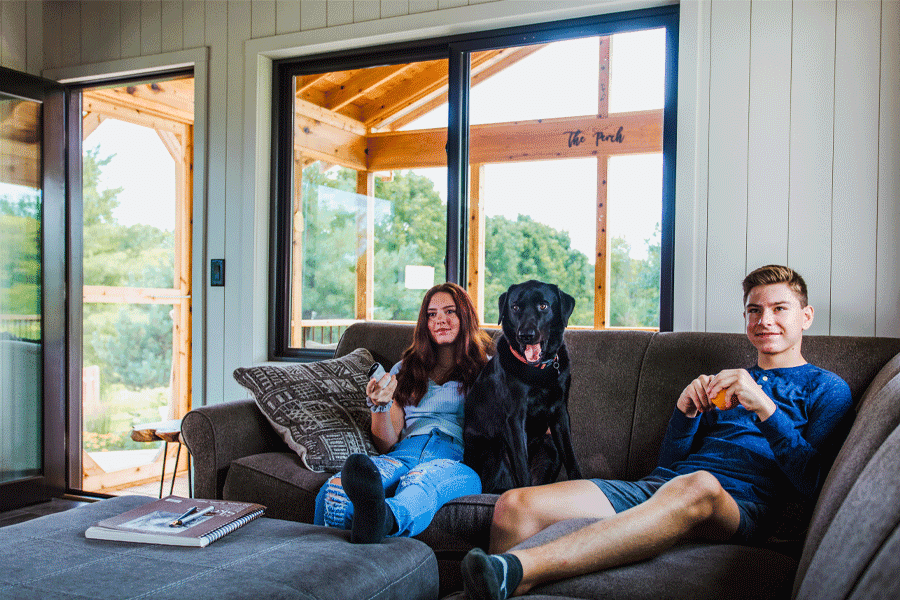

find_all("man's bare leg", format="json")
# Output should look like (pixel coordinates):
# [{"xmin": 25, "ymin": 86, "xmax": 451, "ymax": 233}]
[
  {"xmin": 512, "ymin": 472, "xmax": 741, "ymax": 595},
  {"xmin": 490, "ymin": 480, "xmax": 616, "ymax": 553},
  {"xmin": 463, "ymin": 471, "xmax": 742, "ymax": 599}
]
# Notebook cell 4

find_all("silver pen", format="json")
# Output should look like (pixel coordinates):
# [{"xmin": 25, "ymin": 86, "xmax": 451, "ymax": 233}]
[
  {"xmin": 176, "ymin": 505, "xmax": 215, "ymax": 527},
  {"xmin": 169, "ymin": 506, "xmax": 198, "ymax": 527}
]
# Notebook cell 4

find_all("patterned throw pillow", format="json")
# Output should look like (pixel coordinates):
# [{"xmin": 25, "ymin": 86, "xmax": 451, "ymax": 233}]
[{"xmin": 233, "ymin": 348, "xmax": 379, "ymax": 472}]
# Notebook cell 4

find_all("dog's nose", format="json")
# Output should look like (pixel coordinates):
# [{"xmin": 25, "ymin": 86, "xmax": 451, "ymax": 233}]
[{"xmin": 518, "ymin": 329, "xmax": 536, "ymax": 344}]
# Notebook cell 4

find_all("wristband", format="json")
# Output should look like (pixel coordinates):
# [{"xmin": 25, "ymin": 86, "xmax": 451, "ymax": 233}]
[{"xmin": 366, "ymin": 397, "xmax": 393, "ymax": 413}]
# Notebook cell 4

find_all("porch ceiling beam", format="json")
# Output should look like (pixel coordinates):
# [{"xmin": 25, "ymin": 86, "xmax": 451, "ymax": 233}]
[
  {"xmin": 82, "ymin": 96, "xmax": 185, "ymax": 134},
  {"xmin": 156, "ymin": 129, "xmax": 183, "ymax": 163},
  {"xmin": 295, "ymin": 97, "xmax": 367, "ymax": 135},
  {"xmin": 294, "ymin": 111, "xmax": 368, "ymax": 171},
  {"xmin": 367, "ymin": 109, "xmax": 663, "ymax": 170},
  {"xmin": 376, "ymin": 46, "xmax": 547, "ymax": 132},
  {"xmin": 295, "ymin": 73, "xmax": 331, "ymax": 94},
  {"xmin": 97, "ymin": 83, "xmax": 193, "ymax": 122},
  {"xmin": 0, "ymin": 139, "xmax": 39, "ymax": 188},
  {"xmin": 82, "ymin": 111, "xmax": 104, "ymax": 139},
  {"xmin": 86, "ymin": 87, "xmax": 192, "ymax": 125},
  {"xmin": 323, "ymin": 63, "xmax": 419, "ymax": 113},
  {"xmin": 362, "ymin": 61, "xmax": 448, "ymax": 129}
]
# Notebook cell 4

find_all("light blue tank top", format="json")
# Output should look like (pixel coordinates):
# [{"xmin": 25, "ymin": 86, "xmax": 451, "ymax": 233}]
[{"xmin": 390, "ymin": 361, "xmax": 465, "ymax": 446}]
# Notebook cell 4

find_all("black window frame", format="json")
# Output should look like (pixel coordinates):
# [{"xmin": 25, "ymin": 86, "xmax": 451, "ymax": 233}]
[{"xmin": 270, "ymin": 5, "xmax": 678, "ymax": 361}]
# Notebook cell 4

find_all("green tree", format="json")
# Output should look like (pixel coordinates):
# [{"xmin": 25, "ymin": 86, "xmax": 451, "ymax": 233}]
[
  {"xmin": 609, "ymin": 224, "xmax": 661, "ymax": 328},
  {"xmin": 298, "ymin": 165, "xmax": 359, "ymax": 320},
  {"xmin": 298, "ymin": 164, "xmax": 661, "ymax": 329},
  {"xmin": 82, "ymin": 146, "xmax": 174, "ymax": 390},
  {"xmin": 483, "ymin": 215, "xmax": 594, "ymax": 326}
]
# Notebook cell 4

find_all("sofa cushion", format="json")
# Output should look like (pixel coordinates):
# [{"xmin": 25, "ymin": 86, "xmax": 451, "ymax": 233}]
[
  {"xmin": 222, "ymin": 451, "xmax": 329, "ymax": 523},
  {"xmin": 564, "ymin": 330, "xmax": 654, "ymax": 480},
  {"xmin": 504, "ymin": 517, "xmax": 796, "ymax": 600},
  {"xmin": 233, "ymin": 348, "xmax": 377, "ymax": 472}
]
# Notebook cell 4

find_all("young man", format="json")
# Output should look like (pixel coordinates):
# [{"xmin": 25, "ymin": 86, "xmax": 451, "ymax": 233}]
[{"xmin": 462, "ymin": 265, "xmax": 853, "ymax": 600}]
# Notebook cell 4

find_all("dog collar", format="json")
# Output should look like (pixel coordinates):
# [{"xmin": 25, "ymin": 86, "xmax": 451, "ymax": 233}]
[{"xmin": 509, "ymin": 346, "xmax": 560, "ymax": 371}]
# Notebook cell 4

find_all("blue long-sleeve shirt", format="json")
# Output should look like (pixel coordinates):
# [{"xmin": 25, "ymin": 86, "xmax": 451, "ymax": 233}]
[{"xmin": 654, "ymin": 363, "xmax": 853, "ymax": 505}]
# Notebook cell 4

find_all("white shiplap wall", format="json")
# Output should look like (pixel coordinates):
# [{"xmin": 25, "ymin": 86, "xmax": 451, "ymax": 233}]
[{"xmin": 1, "ymin": 0, "xmax": 898, "ymax": 405}]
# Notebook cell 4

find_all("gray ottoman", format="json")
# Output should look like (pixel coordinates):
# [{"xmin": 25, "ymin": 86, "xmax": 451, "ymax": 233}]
[{"xmin": 0, "ymin": 495, "xmax": 439, "ymax": 600}]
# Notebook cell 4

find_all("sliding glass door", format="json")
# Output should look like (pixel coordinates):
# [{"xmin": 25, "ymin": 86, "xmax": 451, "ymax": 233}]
[{"xmin": 0, "ymin": 67, "xmax": 67, "ymax": 510}]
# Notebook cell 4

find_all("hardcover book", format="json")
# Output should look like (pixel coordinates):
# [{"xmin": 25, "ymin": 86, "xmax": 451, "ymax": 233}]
[{"xmin": 84, "ymin": 495, "xmax": 265, "ymax": 547}]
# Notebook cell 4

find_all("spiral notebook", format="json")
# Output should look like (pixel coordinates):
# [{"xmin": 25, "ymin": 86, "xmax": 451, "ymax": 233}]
[{"xmin": 85, "ymin": 495, "xmax": 266, "ymax": 547}]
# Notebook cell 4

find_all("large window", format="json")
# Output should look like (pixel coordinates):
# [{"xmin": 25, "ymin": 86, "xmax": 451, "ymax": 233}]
[{"xmin": 272, "ymin": 7, "xmax": 677, "ymax": 358}]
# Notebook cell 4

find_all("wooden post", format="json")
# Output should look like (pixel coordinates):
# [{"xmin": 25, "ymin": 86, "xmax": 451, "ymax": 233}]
[
  {"xmin": 175, "ymin": 123, "xmax": 192, "ymax": 421},
  {"xmin": 595, "ymin": 157, "xmax": 611, "ymax": 329},
  {"xmin": 356, "ymin": 170, "xmax": 375, "ymax": 321},
  {"xmin": 467, "ymin": 164, "xmax": 486, "ymax": 323},
  {"xmin": 595, "ymin": 36, "xmax": 612, "ymax": 329},
  {"xmin": 290, "ymin": 150, "xmax": 305, "ymax": 347}
]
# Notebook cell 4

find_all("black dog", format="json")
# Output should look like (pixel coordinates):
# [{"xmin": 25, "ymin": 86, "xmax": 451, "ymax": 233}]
[{"xmin": 464, "ymin": 280, "xmax": 582, "ymax": 493}]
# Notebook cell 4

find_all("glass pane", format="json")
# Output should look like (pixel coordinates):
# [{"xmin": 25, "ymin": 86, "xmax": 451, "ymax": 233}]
[
  {"xmin": 82, "ymin": 303, "xmax": 172, "ymax": 460},
  {"xmin": 0, "ymin": 95, "xmax": 43, "ymax": 483},
  {"xmin": 290, "ymin": 58, "xmax": 449, "ymax": 348},
  {"xmin": 607, "ymin": 29, "xmax": 666, "ymax": 113},
  {"xmin": 469, "ymin": 31, "xmax": 664, "ymax": 329},
  {"xmin": 82, "ymin": 120, "xmax": 176, "ymax": 288},
  {"xmin": 482, "ymin": 159, "xmax": 596, "ymax": 327},
  {"xmin": 294, "ymin": 163, "xmax": 447, "ymax": 346},
  {"xmin": 608, "ymin": 154, "xmax": 662, "ymax": 328}
]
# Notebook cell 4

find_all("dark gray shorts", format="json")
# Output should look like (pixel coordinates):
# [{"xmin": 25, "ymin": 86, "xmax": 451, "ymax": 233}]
[{"xmin": 589, "ymin": 475, "xmax": 767, "ymax": 544}]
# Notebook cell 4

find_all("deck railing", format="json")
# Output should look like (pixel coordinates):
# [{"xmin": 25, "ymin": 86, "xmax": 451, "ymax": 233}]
[
  {"xmin": 299, "ymin": 319, "xmax": 358, "ymax": 349},
  {"xmin": 0, "ymin": 314, "xmax": 41, "ymax": 341}
]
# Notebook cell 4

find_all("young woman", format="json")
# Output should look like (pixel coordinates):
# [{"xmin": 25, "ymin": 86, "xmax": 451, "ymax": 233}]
[{"xmin": 314, "ymin": 282, "xmax": 493, "ymax": 543}]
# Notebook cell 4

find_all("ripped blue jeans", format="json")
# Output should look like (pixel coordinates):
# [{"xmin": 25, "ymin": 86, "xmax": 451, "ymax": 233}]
[{"xmin": 313, "ymin": 429, "xmax": 481, "ymax": 537}]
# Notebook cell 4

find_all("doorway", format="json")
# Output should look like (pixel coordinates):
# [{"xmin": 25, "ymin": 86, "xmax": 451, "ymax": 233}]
[{"xmin": 77, "ymin": 74, "xmax": 193, "ymax": 496}]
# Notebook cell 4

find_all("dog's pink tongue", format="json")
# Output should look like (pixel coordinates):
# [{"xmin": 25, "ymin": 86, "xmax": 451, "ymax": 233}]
[{"xmin": 524, "ymin": 344, "xmax": 542, "ymax": 363}]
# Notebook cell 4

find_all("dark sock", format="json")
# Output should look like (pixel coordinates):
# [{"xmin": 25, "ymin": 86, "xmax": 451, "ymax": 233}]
[
  {"xmin": 342, "ymin": 454, "xmax": 391, "ymax": 543},
  {"xmin": 461, "ymin": 548, "xmax": 523, "ymax": 600}
]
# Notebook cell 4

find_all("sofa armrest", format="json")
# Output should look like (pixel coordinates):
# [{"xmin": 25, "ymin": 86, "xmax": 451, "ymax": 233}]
[{"xmin": 181, "ymin": 398, "xmax": 286, "ymax": 499}]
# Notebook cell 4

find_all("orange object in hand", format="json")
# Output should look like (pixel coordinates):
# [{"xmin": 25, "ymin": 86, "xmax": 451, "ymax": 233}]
[{"xmin": 711, "ymin": 389, "xmax": 728, "ymax": 410}]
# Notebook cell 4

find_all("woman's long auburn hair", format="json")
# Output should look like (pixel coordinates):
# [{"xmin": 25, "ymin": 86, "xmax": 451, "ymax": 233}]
[{"xmin": 394, "ymin": 282, "xmax": 493, "ymax": 408}]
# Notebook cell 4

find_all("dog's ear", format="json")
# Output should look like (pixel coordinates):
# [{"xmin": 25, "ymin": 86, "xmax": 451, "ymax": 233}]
[
  {"xmin": 497, "ymin": 291, "xmax": 507, "ymax": 325},
  {"xmin": 557, "ymin": 288, "xmax": 576, "ymax": 326}
]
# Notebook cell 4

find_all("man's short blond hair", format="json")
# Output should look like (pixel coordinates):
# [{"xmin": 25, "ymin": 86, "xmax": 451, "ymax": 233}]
[{"xmin": 742, "ymin": 265, "xmax": 808, "ymax": 307}]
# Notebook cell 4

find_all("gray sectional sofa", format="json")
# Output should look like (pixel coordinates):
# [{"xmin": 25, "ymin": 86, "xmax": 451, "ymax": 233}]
[{"xmin": 181, "ymin": 322, "xmax": 900, "ymax": 600}]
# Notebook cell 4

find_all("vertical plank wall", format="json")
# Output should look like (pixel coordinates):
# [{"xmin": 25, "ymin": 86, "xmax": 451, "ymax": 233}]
[
  {"xmin": 1, "ymin": 0, "xmax": 898, "ymax": 404},
  {"xmin": 688, "ymin": 0, "xmax": 898, "ymax": 337}
]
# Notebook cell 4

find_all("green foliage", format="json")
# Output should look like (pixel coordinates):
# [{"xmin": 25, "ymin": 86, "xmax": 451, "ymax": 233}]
[
  {"xmin": 84, "ymin": 385, "xmax": 168, "ymax": 452},
  {"xmin": 610, "ymin": 224, "xmax": 661, "ymax": 328},
  {"xmin": 83, "ymin": 146, "xmax": 174, "ymax": 288},
  {"xmin": 82, "ymin": 146, "xmax": 175, "ymax": 393},
  {"xmin": 299, "ymin": 164, "xmax": 660, "ymax": 330},
  {"xmin": 299, "ymin": 167, "xmax": 447, "ymax": 321},
  {"xmin": 84, "ymin": 304, "xmax": 173, "ymax": 389},
  {"xmin": 483, "ymin": 215, "xmax": 595, "ymax": 326},
  {"xmin": 0, "ymin": 188, "xmax": 42, "ymax": 333},
  {"xmin": 298, "ymin": 166, "xmax": 359, "ymax": 320}
]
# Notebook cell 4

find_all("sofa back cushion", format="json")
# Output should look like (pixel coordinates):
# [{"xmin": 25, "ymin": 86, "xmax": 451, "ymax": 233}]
[
  {"xmin": 793, "ymin": 417, "xmax": 900, "ymax": 600},
  {"xmin": 335, "ymin": 322, "xmax": 415, "ymax": 368},
  {"xmin": 564, "ymin": 330, "xmax": 654, "ymax": 480},
  {"xmin": 628, "ymin": 332, "xmax": 757, "ymax": 479},
  {"xmin": 793, "ymin": 351, "xmax": 900, "ymax": 597}
]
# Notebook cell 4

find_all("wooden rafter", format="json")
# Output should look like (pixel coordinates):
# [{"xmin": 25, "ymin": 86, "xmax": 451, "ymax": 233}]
[
  {"xmin": 90, "ymin": 82, "xmax": 193, "ymax": 123},
  {"xmin": 324, "ymin": 63, "xmax": 420, "ymax": 113}
]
